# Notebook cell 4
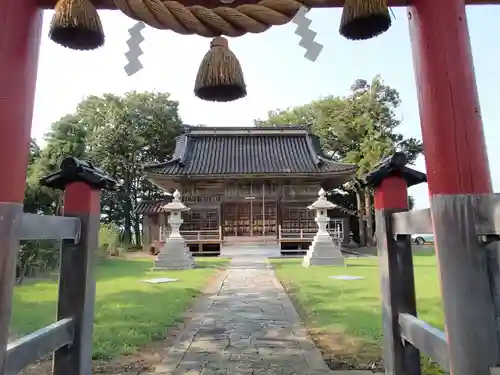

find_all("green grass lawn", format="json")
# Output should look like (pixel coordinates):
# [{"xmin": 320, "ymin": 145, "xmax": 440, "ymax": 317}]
[
  {"xmin": 11, "ymin": 257, "xmax": 228, "ymax": 360},
  {"xmin": 271, "ymin": 249, "xmax": 443, "ymax": 373}
]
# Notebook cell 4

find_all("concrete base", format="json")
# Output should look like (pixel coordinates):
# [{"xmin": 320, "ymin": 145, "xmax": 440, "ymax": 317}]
[
  {"xmin": 154, "ymin": 237, "xmax": 195, "ymax": 270},
  {"xmin": 302, "ymin": 234, "xmax": 345, "ymax": 267},
  {"xmin": 221, "ymin": 243, "xmax": 281, "ymax": 258}
]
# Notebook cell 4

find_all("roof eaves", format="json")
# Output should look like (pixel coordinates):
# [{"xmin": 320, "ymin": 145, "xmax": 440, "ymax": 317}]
[
  {"xmin": 185, "ymin": 125, "xmax": 311, "ymax": 136},
  {"xmin": 305, "ymin": 134, "xmax": 322, "ymax": 166},
  {"xmin": 318, "ymin": 156, "xmax": 357, "ymax": 171},
  {"xmin": 144, "ymin": 170, "xmax": 357, "ymax": 179},
  {"xmin": 143, "ymin": 158, "xmax": 181, "ymax": 171}
]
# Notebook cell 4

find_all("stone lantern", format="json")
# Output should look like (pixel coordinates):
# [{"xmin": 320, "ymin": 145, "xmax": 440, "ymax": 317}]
[
  {"xmin": 302, "ymin": 188, "xmax": 345, "ymax": 267},
  {"xmin": 153, "ymin": 190, "xmax": 194, "ymax": 270}
]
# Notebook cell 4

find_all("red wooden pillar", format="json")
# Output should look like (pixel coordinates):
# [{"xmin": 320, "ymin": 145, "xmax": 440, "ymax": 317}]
[
  {"xmin": 0, "ymin": 0, "xmax": 43, "ymax": 203},
  {"xmin": 408, "ymin": 0, "xmax": 499, "ymax": 373},
  {"xmin": 53, "ymin": 182, "xmax": 101, "ymax": 375},
  {"xmin": 0, "ymin": 0, "xmax": 43, "ymax": 372},
  {"xmin": 374, "ymin": 175, "xmax": 421, "ymax": 375}
]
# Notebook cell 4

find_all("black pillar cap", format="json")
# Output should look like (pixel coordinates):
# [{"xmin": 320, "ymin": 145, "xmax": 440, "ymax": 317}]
[
  {"xmin": 364, "ymin": 152, "xmax": 427, "ymax": 188},
  {"xmin": 39, "ymin": 157, "xmax": 118, "ymax": 191}
]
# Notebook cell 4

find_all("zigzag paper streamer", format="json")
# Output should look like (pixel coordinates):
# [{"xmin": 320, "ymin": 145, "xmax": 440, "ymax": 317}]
[
  {"xmin": 124, "ymin": 22, "xmax": 146, "ymax": 76},
  {"xmin": 292, "ymin": 7, "xmax": 323, "ymax": 62}
]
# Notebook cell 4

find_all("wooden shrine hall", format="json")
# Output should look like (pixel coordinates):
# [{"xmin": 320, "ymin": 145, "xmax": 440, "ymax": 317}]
[{"xmin": 136, "ymin": 126, "xmax": 357, "ymax": 255}]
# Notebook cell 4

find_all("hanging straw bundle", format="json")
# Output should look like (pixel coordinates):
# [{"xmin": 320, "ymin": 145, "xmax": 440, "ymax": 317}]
[
  {"xmin": 49, "ymin": 0, "xmax": 105, "ymax": 50},
  {"xmin": 339, "ymin": 0, "xmax": 391, "ymax": 40},
  {"xmin": 194, "ymin": 37, "xmax": 247, "ymax": 103}
]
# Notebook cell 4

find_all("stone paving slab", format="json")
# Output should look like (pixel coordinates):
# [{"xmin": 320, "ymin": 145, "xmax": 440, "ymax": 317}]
[{"xmin": 151, "ymin": 256, "xmax": 378, "ymax": 375}]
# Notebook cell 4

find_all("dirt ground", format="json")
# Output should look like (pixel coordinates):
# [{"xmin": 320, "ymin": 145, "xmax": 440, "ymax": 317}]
[
  {"xmin": 279, "ymin": 280, "xmax": 385, "ymax": 373},
  {"xmin": 310, "ymin": 330, "xmax": 384, "ymax": 372}
]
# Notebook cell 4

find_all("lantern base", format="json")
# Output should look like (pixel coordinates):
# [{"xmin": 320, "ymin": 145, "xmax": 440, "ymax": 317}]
[
  {"xmin": 302, "ymin": 234, "xmax": 345, "ymax": 267},
  {"xmin": 154, "ymin": 238, "xmax": 194, "ymax": 270}
]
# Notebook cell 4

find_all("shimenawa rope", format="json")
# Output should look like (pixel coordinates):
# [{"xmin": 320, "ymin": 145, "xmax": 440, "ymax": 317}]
[
  {"xmin": 112, "ymin": 0, "xmax": 317, "ymax": 37},
  {"xmin": 49, "ymin": 0, "xmax": 391, "ymax": 49},
  {"xmin": 49, "ymin": 0, "xmax": 391, "ymax": 102}
]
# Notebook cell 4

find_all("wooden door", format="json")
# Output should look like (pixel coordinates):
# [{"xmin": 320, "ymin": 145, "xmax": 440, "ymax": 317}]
[
  {"xmin": 223, "ymin": 203, "xmax": 251, "ymax": 236},
  {"xmin": 223, "ymin": 203, "xmax": 238, "ymax": 236},
  {"xmin": 238, "ymin": 203, "xmax": 251, "ymax": 236},
  {"xmin": 245, "ymin": 201, "xmax": 277, "ymax": 236},
  {"xmin": 251, "ymin": 203, "xmax": 263, "ymax": 236},
  {"xmin": 264, "ymin": 203, "xmax": 277, "ymax": 235}
]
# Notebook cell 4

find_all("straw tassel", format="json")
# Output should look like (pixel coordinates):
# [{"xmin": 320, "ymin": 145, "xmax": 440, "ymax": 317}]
[
  {"xmin": 49, "ymin": 0, "xmax": 105, "ymax": 50},
  {"xmin": 194, "ymin": 37, "xmax": 247, "ymax": 103},
  {"xmin": 339, "ymin": 0, "xmax": 391, "ymax": 40}
]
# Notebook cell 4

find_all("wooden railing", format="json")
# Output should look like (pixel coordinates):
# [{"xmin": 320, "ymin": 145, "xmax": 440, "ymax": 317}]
[
  {"xmin": 386, "ymin": 203, "xmax": 500, "ymax": 372},
  {"xmin": 278, "ymin": 225, "xmax": 343, "ymax": 240},
  {"xmin": 159, "ymin": 227, "xmax": 222, "ymax": 241},
  {"xmin": 376, "ymin": 193, "xmax": 500, "ymax": 373},
  {"xmin": 4, "ymin": 214, "xmax": 83, "ymax": 375},
  {"xmin": 181, "ymin": 229, "xmax": 221, "ymax": 241},
  {"xmin": 378, "ymin": 207, "xmax": 450, "ymax": 372},
  {"xmin": 0, "ymin": 157, "xmax": 116, "ymax": 375}
]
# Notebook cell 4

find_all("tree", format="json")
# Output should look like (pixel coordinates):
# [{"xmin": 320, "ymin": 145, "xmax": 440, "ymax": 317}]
[
  {"xmin": 255, "ymin": 75, "xmax": 423, "ymax": 246},
  {"xmin": 27, "ymin": 115, "xmax": 90, "ymax": 215},
  {"xmin": 84, "ymin": 92, "xmax": 182, "ymax": 246},
  {"xmin": 29, "ymin": 91, "xmax": 183, "ymax": 246},
  {"xmin": 19, "ymin": 139, "xmax": 62, "ymax": 283},
  {"xmin": 24, "ymin": 138, "xmax": 59, "ymax": 214}
]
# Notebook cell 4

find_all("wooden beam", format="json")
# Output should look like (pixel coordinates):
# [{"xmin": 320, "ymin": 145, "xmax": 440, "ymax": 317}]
[
  {"xmin": 391, "ymin": 209, "xmax": 433, "ymax": 235},
  {"xmin": 5, "ymin": 319, "xmax": 74, "ymax": 375},
  {"xmin": 19, "ymin": 213, "xmax": 81, "ymax": 241},
  {"xmin": 376, "ymin": 211, "xmax": 421, "ymax": 375},
  {"xmin": 373, "ymin": 176, "xmax": 421, "ymax": 375},
  {"xmin": 398, "ymin": 313, "xmax": 449, "ymax": 371},
  {"xmin": 37, "ymin": 0, "xmax": 500, "ymax": 10},
  {"xmin": 430, "ymin": 195, "xmax": 499, "ymax": 375},
  {"xmin": 53, "ymin": 183, "xmax": 101, "ymax": 375}
]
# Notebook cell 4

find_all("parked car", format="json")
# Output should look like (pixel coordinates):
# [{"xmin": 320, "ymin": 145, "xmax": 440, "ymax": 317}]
[{"xmin": 412, "ymin": 234, "xmax": 434, "ymax": 245}]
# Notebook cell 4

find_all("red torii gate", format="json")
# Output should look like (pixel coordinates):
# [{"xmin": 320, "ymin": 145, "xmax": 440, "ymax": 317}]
[
  {"xmin": 0, "ymin": 0, "xmax": 495, "ymax": 374},
  {"xmin": 2, "ymin": 0, "xmax": 490, "ymax": 205}
]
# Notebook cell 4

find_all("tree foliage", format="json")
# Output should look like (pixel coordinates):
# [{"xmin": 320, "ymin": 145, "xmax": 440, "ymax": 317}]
[
  {"xmin": 82, "ymin": 92, "xmax": 182, "ymax": 245},
  {"xmin": 255, "ymin": 75, "xmax": 423, "ymax": 245},
  {"xmin": 256, "ymin": 76, "xmax": 422, "ymax": 171},
  {"xmin": 26, "ymin": 91, "xmax": 183, "ymax": 248}
]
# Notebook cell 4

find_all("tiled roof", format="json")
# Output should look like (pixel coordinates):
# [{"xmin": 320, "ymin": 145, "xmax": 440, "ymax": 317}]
[
  {"xmin": 143, "ymin": 126, "xmax": 356, "ymax": 177},
  {"xmin": 134, "ymin": 199, "xmax": 172, "ymax": 214}
]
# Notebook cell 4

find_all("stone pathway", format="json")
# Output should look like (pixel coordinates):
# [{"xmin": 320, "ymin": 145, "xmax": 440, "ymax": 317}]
[{"xmin": 152, "ymin": 256, "xmax": 330, "ymax": 375}]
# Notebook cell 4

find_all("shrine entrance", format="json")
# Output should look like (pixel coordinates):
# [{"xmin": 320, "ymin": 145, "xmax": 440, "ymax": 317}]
[{"xmin": 222, "ymin": 201, "xmax": 277, "ymax": 239}]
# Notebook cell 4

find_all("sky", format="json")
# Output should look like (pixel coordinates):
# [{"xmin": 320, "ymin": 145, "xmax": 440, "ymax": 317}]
[{"xmin": 32, "ymin": 6, "xmax": 500, "ymax": 209}]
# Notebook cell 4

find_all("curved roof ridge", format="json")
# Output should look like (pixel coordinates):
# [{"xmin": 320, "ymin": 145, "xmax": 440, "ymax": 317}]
[{"xmin": 183, "ymin": 125, "xmax": 311, "ymax": 135}]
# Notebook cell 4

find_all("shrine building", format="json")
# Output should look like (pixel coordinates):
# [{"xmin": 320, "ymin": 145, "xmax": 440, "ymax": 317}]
[{"xmin": 136, "ymin": 125, "xmax": 357, "ymax": 255}]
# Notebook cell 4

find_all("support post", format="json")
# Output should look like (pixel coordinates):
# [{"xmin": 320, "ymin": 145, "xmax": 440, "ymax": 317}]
[
  {"xmin": 365, "ymin": 153, "xmax": 427, "ymax": 375},
  {"xmin": 409, "ymin": 0, "xmax": 499, "ymax": 373},
  {"xmin": 52, "ymin": 182, "xmax": 100, "ymax": 375},
  {"xmin": 0, "ymin": 0, "xmax": 43, "ymax": 372},
  {"xmin": 39, "ymin": 157, "xmax": 117, "ymax": 375},
  {"xmin": 374, "ymin": 179, "xmax": 420, "ymax": 375}
]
